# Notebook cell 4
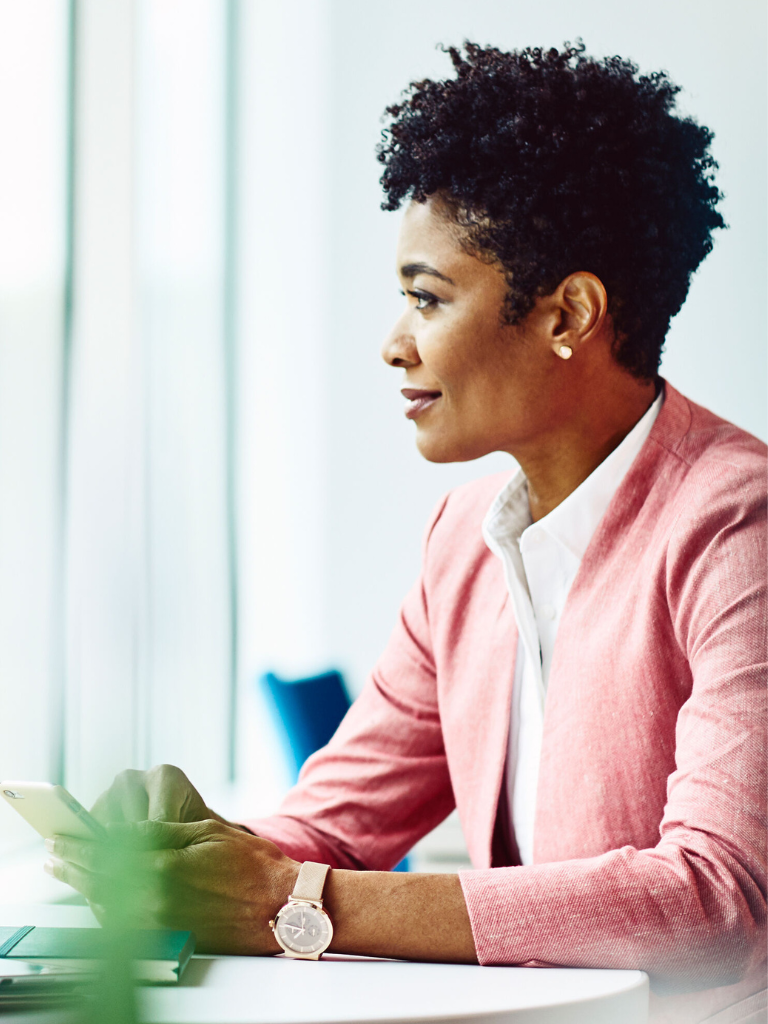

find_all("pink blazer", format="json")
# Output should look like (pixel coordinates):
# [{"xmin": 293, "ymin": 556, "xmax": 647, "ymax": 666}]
[{"xmin": 247, "ymin": 383, "xmax": 767, "ymax": 1024}]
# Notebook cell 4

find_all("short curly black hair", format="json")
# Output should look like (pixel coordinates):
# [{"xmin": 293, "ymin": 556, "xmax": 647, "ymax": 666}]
[{"xmin": 377, "ymin": 42, "xmax": 725, "ymax": 379}]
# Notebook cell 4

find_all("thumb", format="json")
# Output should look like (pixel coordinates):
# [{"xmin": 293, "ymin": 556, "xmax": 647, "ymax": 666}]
[{"xmin": 106, "ymin": 819, "xmax": 211, "ymax": 850}]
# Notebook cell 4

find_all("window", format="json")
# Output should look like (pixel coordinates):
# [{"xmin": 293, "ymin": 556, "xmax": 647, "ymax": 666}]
[
  {"xmin": 0, "ymin": 0, "xmax": 69, "ymax": 856},
  {"xmin": 0, "ymin": 0, "xmax": 241, "ymax": 854},
  {"xmin": 64, "ymin": 0, "xmax": 235, "ymax": 805}
]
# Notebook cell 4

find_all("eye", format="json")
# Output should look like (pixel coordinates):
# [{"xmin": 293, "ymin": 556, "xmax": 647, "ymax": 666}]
[{"xmin": 404, "ymin": 289, "xmax": 439, "ymax": 311}]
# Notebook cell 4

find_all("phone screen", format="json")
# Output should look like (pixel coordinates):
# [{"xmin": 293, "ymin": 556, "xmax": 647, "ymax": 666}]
[{"xmin": 0, "ymin": 782, "xmax": 107, "ymax": 841}]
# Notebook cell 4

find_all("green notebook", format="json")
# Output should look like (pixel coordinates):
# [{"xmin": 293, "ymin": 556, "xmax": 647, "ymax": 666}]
[{"xmin": 0, "ymin": 926, "xmax": 195, "ymax": 983}]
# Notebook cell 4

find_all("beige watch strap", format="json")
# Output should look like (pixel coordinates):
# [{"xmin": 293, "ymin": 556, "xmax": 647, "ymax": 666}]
[{"xmin": 291, "ymin": 861, "xmax": 330, "ymax": 903}]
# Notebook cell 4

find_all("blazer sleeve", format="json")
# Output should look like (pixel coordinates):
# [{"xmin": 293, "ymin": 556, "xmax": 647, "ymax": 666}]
[
  {"xmin": 460, "ymin": 460, "xmax": 767, "ymax": 985},
  {"xmin": 242, "ymin": 494, "xmax": 456, "ymax": 870}
]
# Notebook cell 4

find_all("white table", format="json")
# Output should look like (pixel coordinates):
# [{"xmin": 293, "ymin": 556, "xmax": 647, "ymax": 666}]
[{"xmin": 1, "ymin": 905, "xmax": 649, "ymax": 1024}]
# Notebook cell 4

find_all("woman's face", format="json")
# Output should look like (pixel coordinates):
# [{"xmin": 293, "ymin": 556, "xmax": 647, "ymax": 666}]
[{"xmin": 382, "ymin": 197, "xmax": 565, "ymax": 463}]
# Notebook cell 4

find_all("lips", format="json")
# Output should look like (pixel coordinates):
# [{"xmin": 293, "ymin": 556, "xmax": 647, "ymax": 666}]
[{"xmin": 401, "ymin": 388, "xmax": 442, "ymax": 420}]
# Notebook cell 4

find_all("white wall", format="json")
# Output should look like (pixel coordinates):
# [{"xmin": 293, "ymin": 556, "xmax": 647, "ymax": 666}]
[{"xmin": 237, "ymin": 0, "xmax": 766, "ymax": 719}]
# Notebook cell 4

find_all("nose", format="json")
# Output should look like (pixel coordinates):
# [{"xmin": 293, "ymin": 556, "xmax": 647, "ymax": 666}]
[{"xmin": 381, "ymin": 317, "xmax": 420, "ymax": 368}]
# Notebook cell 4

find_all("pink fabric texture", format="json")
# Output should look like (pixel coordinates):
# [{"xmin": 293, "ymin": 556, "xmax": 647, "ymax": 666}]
[{"xmin": 245, "ymin": 383, "xmax": 767, "ymax": 1023}]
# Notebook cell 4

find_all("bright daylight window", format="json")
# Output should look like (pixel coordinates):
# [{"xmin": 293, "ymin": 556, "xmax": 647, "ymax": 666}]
[
  {"xmin": 0, "ymin": 1, "xmax": 69, "ymax": 857},
  {"xmin": 0, "ymin": 0, "xmax": 240, "ymax": 860}
]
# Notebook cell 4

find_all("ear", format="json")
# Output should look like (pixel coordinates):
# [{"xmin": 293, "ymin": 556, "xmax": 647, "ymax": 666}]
[{"xmin": 550, "ymin": 272, "xmax": 608, "ymax": 360}]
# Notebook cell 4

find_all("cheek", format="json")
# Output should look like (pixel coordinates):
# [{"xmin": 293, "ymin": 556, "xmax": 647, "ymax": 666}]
[{"xmin": 417, "ymin": 326, "xmax": 481, "ymax": 388}]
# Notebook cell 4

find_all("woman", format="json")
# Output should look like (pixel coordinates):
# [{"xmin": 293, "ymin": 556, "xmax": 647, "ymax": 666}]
[{"xmin": 47, "ymin": 44, "xmax": 766, "ymax": 1024}]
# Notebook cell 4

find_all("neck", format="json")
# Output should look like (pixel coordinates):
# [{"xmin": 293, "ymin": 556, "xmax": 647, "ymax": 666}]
[{"xmin": 514, "ymin": 373, "xmax": 658, "ymax": 522}]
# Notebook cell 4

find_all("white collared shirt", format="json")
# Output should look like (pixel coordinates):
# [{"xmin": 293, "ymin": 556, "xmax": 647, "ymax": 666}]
[{"xmin": 482, "ymin": 389, "xmax": 664, "ymax": 864}]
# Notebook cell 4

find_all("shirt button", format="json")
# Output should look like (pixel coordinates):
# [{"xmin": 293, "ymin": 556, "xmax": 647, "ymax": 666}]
[{"xmin": 538, "ymin": 604, "xmax": 556, "ymax": 621}]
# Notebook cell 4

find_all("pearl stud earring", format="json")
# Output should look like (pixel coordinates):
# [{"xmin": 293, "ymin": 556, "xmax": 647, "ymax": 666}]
[{"xmin": 558, "ymin": 345, "xmax": 573, "ymax": 360}]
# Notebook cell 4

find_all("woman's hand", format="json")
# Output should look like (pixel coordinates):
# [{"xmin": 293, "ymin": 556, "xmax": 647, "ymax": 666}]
[
  {"xmin": 45, "ymin": 819, "xmax": 300, "ymax": 955},
  {"xmin": 46, "ymin": 819, "xmax": 478, "ymax": 963},
  {"xmin": 90, "ymin": 764, "xmax": 213, "ymax": 824}
]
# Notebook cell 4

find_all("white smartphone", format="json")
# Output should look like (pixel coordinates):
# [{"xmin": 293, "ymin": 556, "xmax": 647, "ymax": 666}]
[{"xmin": 0, "ymin": 781, "xmax": 107, "ymax": 841}]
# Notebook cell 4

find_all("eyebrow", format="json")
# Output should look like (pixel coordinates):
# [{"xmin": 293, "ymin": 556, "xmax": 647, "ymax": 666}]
[{"xmin": 400, "ymin": 262, "xmax": 455, "ymax": 285}]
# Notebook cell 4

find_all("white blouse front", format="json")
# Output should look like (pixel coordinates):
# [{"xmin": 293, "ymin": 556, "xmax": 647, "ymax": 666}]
[{"xmin": 482, "ymin": 390, "xmax": 663, "ymax": 864}]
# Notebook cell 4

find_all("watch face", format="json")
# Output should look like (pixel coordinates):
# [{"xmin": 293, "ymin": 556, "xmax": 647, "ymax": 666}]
[{"xmin": 275, "ymin": 903, "xmax": 332, "ymax": 956}]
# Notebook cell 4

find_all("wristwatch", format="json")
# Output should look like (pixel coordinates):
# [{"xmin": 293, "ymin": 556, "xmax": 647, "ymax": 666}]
[{"xmin": 269, "ymin": 861, "xmax": 334, "ymax": 960}]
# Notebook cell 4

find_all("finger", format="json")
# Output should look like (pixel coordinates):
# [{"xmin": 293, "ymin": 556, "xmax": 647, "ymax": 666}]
[
  {"xmin": 46, "ymin": 836, "xmax": 104, "ymax": 873},
  {"xmin": 106, "ymin": 818, "xmax": 215, "ymax": 851},
  {"xmin": 46, "ymin": 856, "xmax": 159, "ymax": 926},
  {"xmin": 91, "ymin": 769, "xmax": 150, "ymax": 824},
  {"xmin": 44, "ymin": 856, "xmax": 106, "ymax": 904},
  {"xmin": 116, "ymin": 770, "xmax": 152, "ymax": 821},
  {"xmin": 145, "ymin": 764, "xmax": 203, "ymax": 823},
  {"xmin": 90, "ymin": 788, "xmax": 126, "ymax": 824},
  {"xmin": 47, "ymin": 835, "xmax": 148, "ymax": 904}
]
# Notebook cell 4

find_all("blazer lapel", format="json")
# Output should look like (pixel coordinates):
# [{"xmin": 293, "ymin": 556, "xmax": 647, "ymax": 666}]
[
  {"xmin": 534, "ymin": 380, "xmax": 692, "ymax": 860},
  {"xmin": 444, "ymin": 577, "xmax": 517, "ymax": 869}
]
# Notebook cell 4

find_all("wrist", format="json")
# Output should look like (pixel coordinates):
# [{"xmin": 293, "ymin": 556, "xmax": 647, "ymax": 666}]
[
  {"xmin": 264, "ymin": 857, "xmax": 301, "ymax": 952},
  {"xmin": 232, "ymin": 840, "xmax": 300, "ymax": 956},
  {"xmin": 270, "ymin": 861, "xmax": 334, "ymax": 959},
  {"xmin": 275, "ymin": 858, "xmax": 302, "ymax": 909}
]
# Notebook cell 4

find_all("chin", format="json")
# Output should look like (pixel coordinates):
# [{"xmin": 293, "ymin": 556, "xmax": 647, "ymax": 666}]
[{"xmin": 415, "ymin": 431, "xmax": 489, "ymax": 464}]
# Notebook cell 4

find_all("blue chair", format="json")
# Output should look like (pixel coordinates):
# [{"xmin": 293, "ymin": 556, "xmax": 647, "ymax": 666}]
[
  {"xmin": 260, "ymin": 669, "xmax": 352, "ymax": 781},
  {"xmin": 259, "ymin": 669, "xmax": 409, "ymax": 871}
]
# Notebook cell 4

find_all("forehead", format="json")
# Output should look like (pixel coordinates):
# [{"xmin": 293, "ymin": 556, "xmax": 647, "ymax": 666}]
[
  {"xmin": 396, "ymin": 197, "xmax": 462, "ymax": 262},
  {"xmin": 396, "ymin": 197, "xmax": 506, "ymax": 294}
]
